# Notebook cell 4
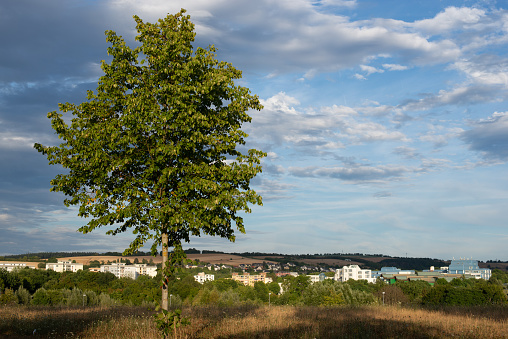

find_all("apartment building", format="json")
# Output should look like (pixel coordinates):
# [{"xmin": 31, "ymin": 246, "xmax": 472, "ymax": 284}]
[
  {"xmin": 308, "ymin": 273, "xmax": 327, "ymax": 283},
  {"xmin": 335, "ymin": 264, "xmax": 376, "ymax": 283},
  {"xmin": 231, "ymin": 272, "xmax": 273, "ymax": 286},
  {"xmin": 194, "ymin": 272, "xmax": 215, "ymax": 284},
  {"xmin": 0, "ymin": 262, "xmax": 34, "ymax": 272},
  {"xmin": 46, "ymin": 261, "xmax": 83, "ymax": 273},
  {"xmin": 100, "ymin": 263, "xmax": 157, "ymax": 279}
]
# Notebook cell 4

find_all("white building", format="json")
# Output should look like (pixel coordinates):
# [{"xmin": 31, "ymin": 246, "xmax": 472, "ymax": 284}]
[
  {"xmin": 46, "ymin": 261, "xmax": 83, "ymax": 273},
  {"xmin": 194, "ymin": 272, "xmax": 215, "ymax": 284},
  {"xmin": 335, "ymin": 264, "xmax": 376, "ymax": 283},
  {"xmin": 307, "ymin": 273, "xmax": 328, "ymax": 284},
  {"xmin": 100, "ymin": 263, "xmax": 157, "ymax": 279},
  {"xmin": 0, "ymin": 262, "xmax": 29, "ymax": 272}
]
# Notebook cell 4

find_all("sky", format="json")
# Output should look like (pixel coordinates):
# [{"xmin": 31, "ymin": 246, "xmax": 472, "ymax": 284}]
[{"xmin": 1, "ymin": 0, "xmax": 507, "ymax": 261}]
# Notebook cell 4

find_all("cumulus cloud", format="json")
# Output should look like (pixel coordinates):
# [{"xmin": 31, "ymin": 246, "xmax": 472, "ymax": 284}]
[
  {"xmin": 453, "ymin": 55, "xmax": 508, "ymax": 87},
  {"xmin": 104, "ymin": 0, "xmax": 465, "ymax": 75},
  {"xmin": 413, "ymin": 7, "xmax": 485, "ymax": 35},
  {"xmin": 360, "ymin": 64, "xmax": 385, "ymax": 75},
  {"xmin": 250, "ymin": 93, "xmax": 408, "ymax": 153}
]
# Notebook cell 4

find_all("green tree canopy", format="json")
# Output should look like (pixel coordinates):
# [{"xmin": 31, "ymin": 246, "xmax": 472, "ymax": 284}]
[{"xmin": 35, "ymin": 9, "xmax": 264, "ymax": 310}]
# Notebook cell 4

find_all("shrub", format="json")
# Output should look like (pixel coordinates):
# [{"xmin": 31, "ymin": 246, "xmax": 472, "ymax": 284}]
[
  {"xmin": 32, "ymin": 288, "xmax": 50, "ymax": 305},
  {"xmin": 15, "ymin": 286, "xmax": 31, "ymax": 305},
  {"xmin": 0, "ymin": 288, "xmax": 17, "ymax": 305}
]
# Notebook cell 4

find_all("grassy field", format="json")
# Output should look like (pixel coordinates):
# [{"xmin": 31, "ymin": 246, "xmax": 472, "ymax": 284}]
[{"xmin": 1, "ymin": 304, "xmax": 507, "ymax": 338}]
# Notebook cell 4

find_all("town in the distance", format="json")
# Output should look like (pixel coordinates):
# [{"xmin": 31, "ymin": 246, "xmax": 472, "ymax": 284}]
[{"xmin": 1, "ymin": 250, "xmax": 506, "ymax": 287}]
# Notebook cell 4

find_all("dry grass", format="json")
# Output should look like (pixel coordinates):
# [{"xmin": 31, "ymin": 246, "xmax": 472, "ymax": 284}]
[
  {"xmin": 180, "ymin": 305, "xmax": 508, "ymax": 338},
  {"xmin": 1, "ymin": 304, "xmax": 507, "ymax": 338},
  {"xmin": 0, "ymin": 305, "xmax": 158, "ymax": 338}
]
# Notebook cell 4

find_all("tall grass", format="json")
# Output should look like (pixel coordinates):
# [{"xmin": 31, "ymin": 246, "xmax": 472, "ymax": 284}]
[{"xmin": 1, "ymin": 304, "xmax": 507, "ymax": 338}]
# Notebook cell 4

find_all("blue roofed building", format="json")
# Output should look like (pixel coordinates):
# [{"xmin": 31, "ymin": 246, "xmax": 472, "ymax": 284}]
[{"xmin": 447, "ymin": 259, "xmax": 491, "ymax": 280}]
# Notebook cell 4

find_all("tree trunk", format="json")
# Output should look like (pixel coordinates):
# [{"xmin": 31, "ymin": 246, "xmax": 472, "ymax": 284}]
[{"xmin": 161, "ymin": 231, "xmax": 169, "ymax": 311}]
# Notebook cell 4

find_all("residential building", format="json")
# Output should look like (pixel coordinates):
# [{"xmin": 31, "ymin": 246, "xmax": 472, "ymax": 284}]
[
  {"xmin": 335, "ymin": 264, "xmax": 376, "ymax": 283},
  {"xmin": 231, "ymin": 272, "xmax": 273, "ymax": 286},
  {"xmin": 46, "ymin": 261, "xmax": 83, "ymax": 273},
  {"xmin": 100, "ymin": 263, "xmax": 157, "ymax": 279},
  {"xmin": 447, "ymin": 259, "xmax": 491, "ymax": 280},
  {"xmin": 135, "ymin": 263, "xmax": 158, "ymax": 277},
  {"xmin": 194, "ymin": 272, "xmax": 215, "ymax": 284},
  {"xmin": 308, "ymin": 273, "xmax": 327, "ymax": 284},
  {"xmin": 0, "ymin": 262, "xmax": 33, "ymax": 272}
]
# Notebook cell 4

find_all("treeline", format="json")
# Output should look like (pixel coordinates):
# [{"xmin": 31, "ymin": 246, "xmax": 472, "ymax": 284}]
[
  {"xmin": 1, "ymin": 267, "xmax": 507, "ymax": 308},
  {"xmin": 0, "ymin": 251, "xmax": 155, "ymax": 261},
  {"xmin": 0, "ymin": 268, "xmax": 159, "ymax": 307}
]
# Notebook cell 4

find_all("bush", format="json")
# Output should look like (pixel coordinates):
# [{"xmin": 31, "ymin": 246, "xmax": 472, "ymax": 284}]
[
  {"xmin": 97, "ymin": 292, "xmax": 119, "ymax": 306},
  {"xmin": 301, "ymin": 282, "xmax": 344, "ymax": 306},
  {"xmin": 0, "ymin": 288, "xmax": 17, "ymax": 305},
  {"xmin": 15, "ymin": 286, "xmax": 31, "ymax": 305},
  {"xmin": 218, "ymin": 289, "xmax": 240, "ymax": 307},
  {"xmin": 422, "ymin": 281, "xmax": 507, "ymax": 306},
  {"xmin": 32, "ymin": 288, "xmax": 50, "ymax": 305}
]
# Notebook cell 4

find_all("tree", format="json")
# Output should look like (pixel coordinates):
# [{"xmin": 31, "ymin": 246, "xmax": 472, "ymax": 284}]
[{"xmin": 34, "ymin": 9, "xmax": 264, "ymax": 310}]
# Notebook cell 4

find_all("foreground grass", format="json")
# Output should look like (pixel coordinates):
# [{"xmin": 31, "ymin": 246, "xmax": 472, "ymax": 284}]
[{"xmin": 1, "ymin": 304, "xmax": 507, "ymax": 338}]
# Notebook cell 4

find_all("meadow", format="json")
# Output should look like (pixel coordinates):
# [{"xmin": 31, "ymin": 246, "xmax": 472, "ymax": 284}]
[{"xmin": 1, "ymin": 304, "xmax": 507, "ymax": 338}]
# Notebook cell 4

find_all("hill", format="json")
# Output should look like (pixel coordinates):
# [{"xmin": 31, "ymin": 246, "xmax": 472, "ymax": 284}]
[{"xmin": 3, "ymin": 251, "xmax": 504, "ymax": 272}]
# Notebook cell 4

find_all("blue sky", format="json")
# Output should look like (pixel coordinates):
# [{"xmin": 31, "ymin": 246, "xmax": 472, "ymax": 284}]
[{"xmin": 1, "ymin": 0, "xmax": 507, "ymax": 261}]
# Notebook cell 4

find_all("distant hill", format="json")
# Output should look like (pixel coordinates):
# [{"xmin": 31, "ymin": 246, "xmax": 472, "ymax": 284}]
[
  {"xmin": 240, "ymin": 253, "xmax": 449, "ymax": 271},
  {"xmin": 3, "ymin": 251, "xmax": 504, "ymax": 272}
]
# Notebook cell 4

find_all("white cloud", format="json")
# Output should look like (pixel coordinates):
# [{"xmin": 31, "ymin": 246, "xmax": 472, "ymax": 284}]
[
  {"xmin": 382, "ymin": 63, "xmax": 409, "ymax": 71},
  {"xmin": 106, "ymin": 0, "xmax": 465, "ymax": 75},
  {"xmin": 250, "ymin": 93, "xmax": 408, "ymax": 152},
  {"xmin": 360, "ymin": 64, "xmax": 384, "ymax": 75},
  {"xmin": 453, "ymin": 56, "xmax": 508, "ymax": 87},
  {"xmin": 260, "ymin": 92, "xmax": 300, "ymax": 115},
  {"xmin": 0, "ymin": 133, "xmax": 36, "ymax": 149},
  {"xmin": 413, "ymin": 7, "xmax": 485, "ymax": 35}
]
